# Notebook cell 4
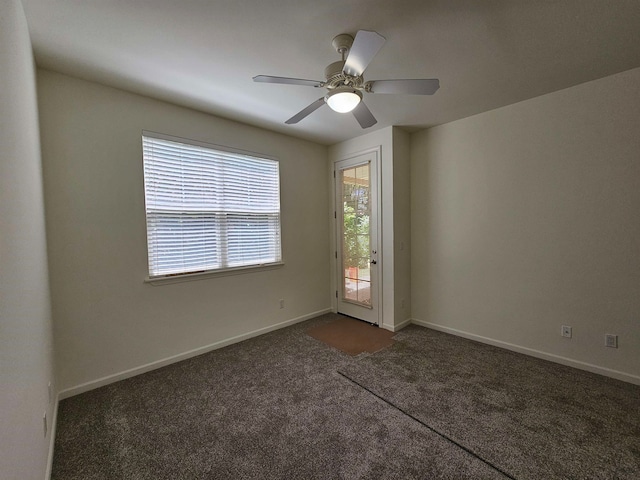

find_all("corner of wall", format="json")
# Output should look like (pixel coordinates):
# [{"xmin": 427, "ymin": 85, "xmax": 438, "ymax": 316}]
[{"xmin": 0, "ymin": 1, "xmax": 57, "ymax": 479}]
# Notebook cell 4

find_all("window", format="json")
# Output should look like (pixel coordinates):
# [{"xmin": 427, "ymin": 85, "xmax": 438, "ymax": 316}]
[{"xmin": 142, "ymin": 132, "xmax": 282, "ymax": 279}]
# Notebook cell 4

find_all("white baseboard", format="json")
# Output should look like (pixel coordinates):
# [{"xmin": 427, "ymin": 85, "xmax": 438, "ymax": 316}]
[
  {"xmin": 411, "ymin": 318, "xmax": 640, "ymax": 386},
  {"xmin": 59, "ymin": 308, "xmax": 332, "ymax": 400},
  {"xmin": 384, "ymin": 317, "xmax": 411, "ymax": 332},
  {"xmin": 45, "ymin": 393, "xmax": 59, "ymax": 480}
]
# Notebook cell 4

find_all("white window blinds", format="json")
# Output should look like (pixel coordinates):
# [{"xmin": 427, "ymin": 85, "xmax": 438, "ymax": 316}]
[{"xmin": 142, "ymin": 133, "xmax": 282, "ymax": 278}]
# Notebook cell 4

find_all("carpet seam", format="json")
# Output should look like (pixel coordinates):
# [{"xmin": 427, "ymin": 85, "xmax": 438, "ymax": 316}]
[{"xmin": 337, "ymin": 371, "xmax": 518, "ymax": 480}]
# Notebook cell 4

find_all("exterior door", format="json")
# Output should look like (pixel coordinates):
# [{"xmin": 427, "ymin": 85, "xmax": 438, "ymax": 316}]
[{"xmin": 334, "ymin": 151, "xmax": 379, "ymax": 324}]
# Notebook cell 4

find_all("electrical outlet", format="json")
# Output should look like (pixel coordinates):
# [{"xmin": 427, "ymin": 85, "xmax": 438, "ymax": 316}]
[
  {"xmin": 561, "ymin": 325, "xmax": 572, "ymax": 338},
  {"xmin": 605, "ymin": 334, "xmax": 618, "ymax": 348},
  {"xmin": 43, "ymin": 413, "xmax": 47, "ymax": 437},
  {"xmin": 279, "ymin": 299, "xmax": 284, "ymax": 309}
]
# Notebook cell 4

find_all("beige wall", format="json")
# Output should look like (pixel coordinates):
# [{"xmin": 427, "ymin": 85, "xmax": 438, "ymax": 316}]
[
  {"xmin": 392, "ymin": 127, "xmax": 412, "ymax": 327},
  {"xmin": 411, "ymin": 67, "xmax": 640, "ymax": 383},
  {"xmin": 0, "ymin": 1, "xmax": 56, "ymax": 478},
  {"xmin": 38, "ymin": 70, "xmax": 331, "ymax": 394}
]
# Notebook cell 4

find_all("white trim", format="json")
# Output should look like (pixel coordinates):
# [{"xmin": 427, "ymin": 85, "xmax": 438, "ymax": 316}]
[
  {"xmin": 333, "ymin": 146, "xmax": 382, "ymax": 326},
  {"xmin": 59, "ymin": 308, "xmax": 331, "ymax": 399},
  {"xmin": 411, "ymin": 318, "xmax": 640, "ymax": 386},
  {"xmin": 45, "ymin": 393, "xmax": 59, "ymax": 480},
  {"xmin": 388, "ymin": 317, "xmax": 412, "ymax": 332},
  {"xmin": 145, "ymin": 262, "xmax": 284, "ymax": 285}
]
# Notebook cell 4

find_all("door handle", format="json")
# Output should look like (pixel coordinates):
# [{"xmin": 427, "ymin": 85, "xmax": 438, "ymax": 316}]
[{"xmin": 370, "ymin": 259, "xmax": 377, "ymax": 265}]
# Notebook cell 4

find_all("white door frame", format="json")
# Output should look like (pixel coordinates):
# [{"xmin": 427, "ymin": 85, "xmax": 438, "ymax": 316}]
[{"xmin": 333, "ymin": 147, "xmax": 382, "ymax": 325}]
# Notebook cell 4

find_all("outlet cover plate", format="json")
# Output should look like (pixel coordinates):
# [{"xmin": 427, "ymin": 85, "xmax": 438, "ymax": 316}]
[
  {"xmin": 561, "ymin": 325, "xmax": 572, "ymax": 338},
  {"xmin": 605, "ymin": 334, "xmax": 618, "ymax": 348}
]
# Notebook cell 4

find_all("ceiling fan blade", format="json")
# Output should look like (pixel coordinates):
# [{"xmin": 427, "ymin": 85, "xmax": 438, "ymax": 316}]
[
  {"xmin": 285, "ymin": 98, "xmax": 326, "ymax": 124},
  {"xmin": 352, "ymin": 101, "xmax": 377, "ymax": 129},
  {"xmin": 367, "ymin": 79, "xmax": 440, "ymax": 95},
  {"xmin": 343, "ymin": 30, "xmax": 386, "ymax": 77},
  {"xmin": 253, "ymin": 75, "xmax": 323, "ymax": 88}
]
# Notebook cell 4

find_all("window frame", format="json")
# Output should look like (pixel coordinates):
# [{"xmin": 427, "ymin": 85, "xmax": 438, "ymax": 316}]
[{"xmin": 141, "ymin": 131, "xmax": 284, "ymax": 285}]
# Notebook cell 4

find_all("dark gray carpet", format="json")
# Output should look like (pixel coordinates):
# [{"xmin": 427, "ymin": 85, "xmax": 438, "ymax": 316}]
[
  {"xmin": 340, "ymin": 325, "xmax": 640, "ymax": 480},
  {"xmin": 52, "ymin": 314, "xmax": 640, "ymax": 479}
]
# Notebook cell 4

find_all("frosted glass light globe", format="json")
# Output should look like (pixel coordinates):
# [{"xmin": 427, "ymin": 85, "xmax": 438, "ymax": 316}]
[{"xmin": 326, "ymin": 88, "xmax": 362, "ymax": 113}]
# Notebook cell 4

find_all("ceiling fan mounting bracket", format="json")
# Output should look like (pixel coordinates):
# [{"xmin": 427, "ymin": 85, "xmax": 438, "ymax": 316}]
[{"xmin": 331, "ymin": 33, "xmax": 354, "ymax": 57}]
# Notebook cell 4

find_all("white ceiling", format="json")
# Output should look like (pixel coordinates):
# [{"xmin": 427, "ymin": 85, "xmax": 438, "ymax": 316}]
[{"xmin": 21, "ymin": 0, "xmax": 640, "ymax": 145}]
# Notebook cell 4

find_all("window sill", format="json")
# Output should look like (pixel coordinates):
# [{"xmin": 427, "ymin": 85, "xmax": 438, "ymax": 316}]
[{"xmin": 144, "ymin": 262, "xmax": 285, "ymax": 285}]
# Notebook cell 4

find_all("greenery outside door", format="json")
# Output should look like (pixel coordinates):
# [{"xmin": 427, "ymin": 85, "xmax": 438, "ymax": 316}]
[{"xmin": 335, "ymin": 151, "xmax": 379, "ymax": 324}]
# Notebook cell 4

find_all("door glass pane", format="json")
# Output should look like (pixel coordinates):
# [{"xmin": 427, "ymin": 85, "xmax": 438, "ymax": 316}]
[{"xmin": 341, "ymin": 163, "xmax": 371, "ymax": 307}]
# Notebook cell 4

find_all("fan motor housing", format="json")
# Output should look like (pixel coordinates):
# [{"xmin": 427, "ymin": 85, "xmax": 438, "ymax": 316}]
[
  {"xmin": 324, "ymin": 61, "xmax": 345, "ymax": 81},
  {"xmin": 324, "ymin": 60, "xmax": 365, "ymax": 91}
]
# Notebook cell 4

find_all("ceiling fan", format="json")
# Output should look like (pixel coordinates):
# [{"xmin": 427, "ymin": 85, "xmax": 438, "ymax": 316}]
[{"xmin": 253, "ymin": 30, "xmax": 440, "ymax": 129}]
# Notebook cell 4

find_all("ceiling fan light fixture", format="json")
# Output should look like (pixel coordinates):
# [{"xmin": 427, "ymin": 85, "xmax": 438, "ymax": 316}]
[{"xmin": 325, "ymin": 87, "xmax": 362, "ymax": 113}]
